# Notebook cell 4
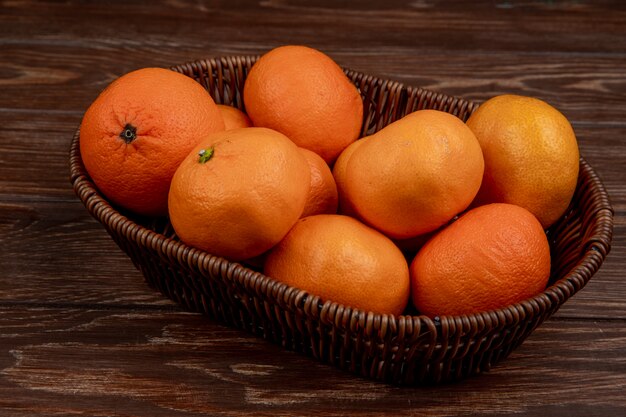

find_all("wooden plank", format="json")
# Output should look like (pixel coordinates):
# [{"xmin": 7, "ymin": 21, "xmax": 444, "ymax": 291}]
[
  {"xmin": 0, "ymin": 199, "xmax": 172, "ymax": 307},
  {"xmin": 0, "ymin": 307, "xmax": 624, "ymax": 416},
  {"xmin": 0, "ymin": 110, "xmax": 81, "ymax": 201},
  {"xmin": 1, "ymin": 0, "xmax": 626, "ymax": 54},
  {"xmin": 0, "ymin": 199, "xmax": 623, "ymax": 318},
  {"xmin": 0, "ymin": 45, "xmax": 625, "ymax": 124}
]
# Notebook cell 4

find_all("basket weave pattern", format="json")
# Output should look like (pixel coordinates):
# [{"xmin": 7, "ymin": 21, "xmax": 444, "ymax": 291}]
[{"xmin": 70, "ymin": 56, "xmax": 613, "ymax": 385}]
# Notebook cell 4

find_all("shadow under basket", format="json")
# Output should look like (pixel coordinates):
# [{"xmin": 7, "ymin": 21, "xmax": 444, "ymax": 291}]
[{"xmin": 69, "ymin": 56, "xmax": 614, "ymax": 385}]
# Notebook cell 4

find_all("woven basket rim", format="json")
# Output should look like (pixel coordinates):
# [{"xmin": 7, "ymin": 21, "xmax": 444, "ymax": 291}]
[{"xmin": 69, "ymin": 55, "xmax": 614, "ymax": 336}]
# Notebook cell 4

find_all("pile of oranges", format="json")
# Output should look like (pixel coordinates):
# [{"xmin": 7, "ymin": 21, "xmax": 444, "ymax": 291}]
[{"xmin": 79, "ymin": 45, "xmax": 580, "ymax": 317}]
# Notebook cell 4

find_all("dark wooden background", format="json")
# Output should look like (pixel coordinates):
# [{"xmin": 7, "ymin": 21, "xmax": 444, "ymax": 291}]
[{"xmin": 1, "ymin": 1, "xmax": 625, "ymax": 415}]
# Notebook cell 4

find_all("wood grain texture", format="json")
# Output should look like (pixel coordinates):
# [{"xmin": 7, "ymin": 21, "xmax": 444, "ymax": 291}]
[
  {"xmin": 0, "ymin": 0, "xmax": 624, "ymax": 414},
  {"xmin": 1, "ymin": 0, "xmax": 626, "ymax": 54},
  {"xmin": 1, "ymin": 45, "xmax": 625, "ymax": 123},
  {"xmin": 0, "ymin": 308, "xmax": 624, "ymax": 417},
  {"xmin": 0, "ymin": 200, "xmax": 173, "ymax": 307}
]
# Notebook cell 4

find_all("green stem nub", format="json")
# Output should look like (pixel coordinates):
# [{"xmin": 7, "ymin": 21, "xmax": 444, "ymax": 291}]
[
  {"xmin": 119, "ymin": 124, "xmax": 137, "ymax": 143},
  {"xmin": 198, "ymin": 147, "xmax": 214, "ymax": 163}
]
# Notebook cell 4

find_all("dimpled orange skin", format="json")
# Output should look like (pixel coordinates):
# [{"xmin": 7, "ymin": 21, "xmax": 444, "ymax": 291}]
[
  {"xmin": 344, "ymin": 110, "xmax": 484, "ymax": 239},
  {"xmin": 243, "ymin": 45, "xmax": 364, "ymax": 164},
  {"xmin": 466, "ymin": 95, "xmax": 580, "ymax": 228},
  {"xmin": 264, "ymin": 215, "xmax": 410, "ymax": 316},
  {"xmin": 410, "ymin": 203, "xmax": 551, "ymax": 317},
  {"xmin": 332, "ymin": 138, "xmax": 367, "ymax": 217},
  {"xmin": 217, "ymin": 104, "xmax": 252, "ymax": 130},
  {"xmin": 168, "ymin": 127, "xmax": 310, "ymax": 261},
  {"xmin": 299, "ymin": 148, "xmax": 338, "ymax": 217},
  {"xmin": 79, "ymin": 67, "xmax": 225, "ymax": 217}
]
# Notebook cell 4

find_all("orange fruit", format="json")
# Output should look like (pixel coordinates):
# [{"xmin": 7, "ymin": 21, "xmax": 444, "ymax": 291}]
[
  {"xmin": 332, "ymin": 138, "xmax": 366, "ymax": 216},
  {"xmin": 79, "ymin": 67, "xmax": 224, "ymax": 217},
  {"xmin": 217, "ymin": 104, "xmax": 252, "ymax": 130},
  {"xmin": 410, "ymin": 203, "xmax": 551, "ymax": 317},
  {"xmin": 466, "ymin": 95, "xmax": 580, "ymax": 228},
  {"xmin": 264, "ymin": 215, "xmax": 410, "ymax": 316},
  {"xmin": 168, "ymin": 127, "xmax": 310, "ymax": 261},
  {"xmin": 299, "ymin": 148, "xmax": 338, "ymax": 217},
  {"xmin": 343, "ymin": 110, "xmax": 484, "ymax": 239},
  {"xmin": 243, "ymin": 45, "xmax": 364, "ymax": 164}
]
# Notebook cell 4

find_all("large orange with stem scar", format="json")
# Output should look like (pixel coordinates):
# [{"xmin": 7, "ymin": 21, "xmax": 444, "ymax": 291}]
[{"xmin": 79, "ymin": 67, "xmax": 225, "ymax": 217}]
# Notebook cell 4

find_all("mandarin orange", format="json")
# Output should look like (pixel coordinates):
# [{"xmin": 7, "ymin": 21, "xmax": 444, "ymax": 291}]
[
  {"xmin": 243, "ymin": 45, "xmax": 363, "ymax": 164},
  {"xmin": 466, "ymin": 95, "xmax": 580, "ymax": 228},
  {"xmin": 79, "ymin": 67, "xmax": 224, "ymax": 217},
  {"xmin": 411, "ymin": 203, "xmax": 551, "ymax": 316},
  {"xmin": 299, "ymin": 148, "xmax": 338, "ymax": 217},
  {"xmin": 343, "ymin": 110, "xmax": 484, "ymax": 239},
  {"xmin": 217, "ymin": 104, "xmax": 252, "ymax": 130},
  {"xmin": 265, "ymin": 214, "xmax": 410, "ymax": 316},
  {"xmin": 168, "ymin": 127, "xmax": 310, "ymax": 261}
]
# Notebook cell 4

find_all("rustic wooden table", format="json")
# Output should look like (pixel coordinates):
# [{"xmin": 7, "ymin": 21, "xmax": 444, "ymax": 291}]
[{"xmin": 1, "ymin": 1, "xmax": 625, "ymax": 415}]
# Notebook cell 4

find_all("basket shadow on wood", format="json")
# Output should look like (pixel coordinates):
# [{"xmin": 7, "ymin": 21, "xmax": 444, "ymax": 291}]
[{"xmin": 69, "ymin": 56, "xmax": 613, "ymax": 385}]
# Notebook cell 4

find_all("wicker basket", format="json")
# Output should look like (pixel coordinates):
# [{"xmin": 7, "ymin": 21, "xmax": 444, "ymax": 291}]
[{"xmin": 70, "ymin": 56, "xmax": 613, "ymax": 385}]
